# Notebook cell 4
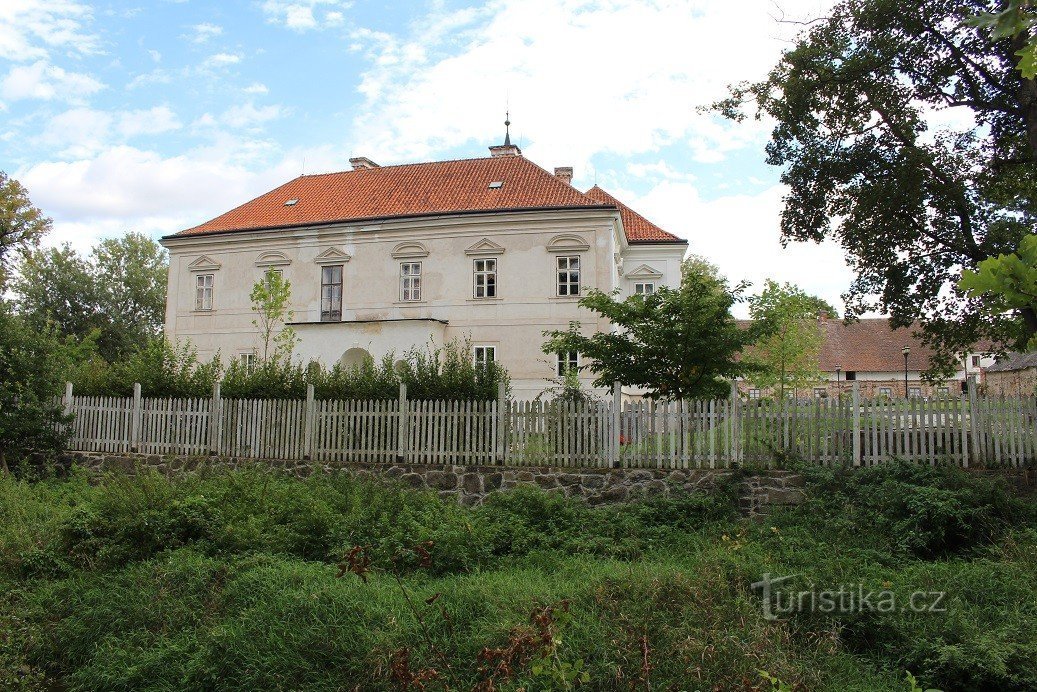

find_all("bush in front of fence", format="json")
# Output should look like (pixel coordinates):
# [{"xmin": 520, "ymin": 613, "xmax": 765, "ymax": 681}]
[{"xmin": 69, "ymin": 337, "xmax": 509, "ymax": 400}]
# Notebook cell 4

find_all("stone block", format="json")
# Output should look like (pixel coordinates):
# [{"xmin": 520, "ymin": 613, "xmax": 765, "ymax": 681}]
[
  {"xmin": 557, "ymin": 473, "xmax": 582, "ymax": 487},
  {"xmin": 484, "ymin": 473, "xmax": 503, "ymax": 491},
  {"xmin": 426, "ymin": 471, "xmax": 458, "ymax": 490},
  {"xmin": 535, "ymin": 475, "xmax": 558, "ymax": 489},
  {"xmin": 462, "ymin": 473, "xmax": 482, "ymax": 494},
  {"xmin": 400, "ymin": 473, "xmax": 426, "ymax": 488}
]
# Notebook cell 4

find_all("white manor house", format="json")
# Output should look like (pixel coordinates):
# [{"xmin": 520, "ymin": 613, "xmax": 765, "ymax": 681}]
[{"xmin": 160, "ymin": 134, "xmax": 688, "ymax": 398}]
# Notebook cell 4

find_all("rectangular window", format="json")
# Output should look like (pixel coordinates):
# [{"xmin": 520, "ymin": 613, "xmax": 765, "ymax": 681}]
[
  {"xmin": 937, "ymin": 386, "xmax": 949, "ymax": 396},
  {"xmin": 240, "ymin": 352, "xmax": 257, "ymax": 372},
  {"xmin": 633, "ymin": 282, "xmax": 655, "ymax": 295},
  {"xmin": 320, "ymin": 265, "xmax": 343, "ymax": 321},
  {"xmin": 909, "ymin": 387, "xmax": 922, "ymax": 398},
  {"xmin": 844, "ymin": 371, "xmax": 857, "ymax": 381},
  {"xmin": 879, "ymin": 387, "xmax": 892, "ymax": 398},
  {"xmin": 971, "ymin": 355, "xmax": 981, "ymax": 367},
  {"xmin": 556, "ymin": 256, "xmax": 580, "ymax": 296},
  {"xmin": 473, "ymin": 258, "xmax": 497, "ymax": 298},
  {"xmin": 195, "ymin": 273, "xmax": 214, "ymax": 311},
  {"xmin": 400, "ymin": 262, "xmax": 422, "ymax": 301},
  {"xmin": 748, "ymin": 388, "xmax": 761, "ymax": 400},
  {"xmin": 474, "ymin": 345, "xmax": 496, "ymax": 367},
  {"xmin": 557, "ymin": 351, "xmax": 579, "ymax": 377},
  {"xmin": 813, "ymin": 387, "xmax": 827, "ymax": 399}
]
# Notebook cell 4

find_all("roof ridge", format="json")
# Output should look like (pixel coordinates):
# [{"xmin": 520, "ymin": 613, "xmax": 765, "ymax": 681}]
[{"xmin": 298, "ymin": 154, "xmax": 512, "ymax": 178}]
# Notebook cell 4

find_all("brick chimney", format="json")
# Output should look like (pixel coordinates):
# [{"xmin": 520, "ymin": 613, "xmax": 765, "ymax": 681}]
[
  {"xmin": 554, "ymin": 166, "xmax": 573, "ymax": 184},
  {"xmin": 349, "ymin": 156, "xmax": 379, "ymax": 170}
]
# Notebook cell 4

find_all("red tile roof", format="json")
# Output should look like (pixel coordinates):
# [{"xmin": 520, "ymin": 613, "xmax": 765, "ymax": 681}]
[
  {"xmin": 174, "ymin": 156, "xmax": 612, "ymax": 237},
  {"xmin": 816, "ymin": 319, "xmax": 937, "ymax": 372},
  {"xmin": 583, "ymin": 185, "xmax": 684, "ymax": 243},
  {"xmin": 738, "ymin": 318, "xmax": 945, "ymax": 372}
]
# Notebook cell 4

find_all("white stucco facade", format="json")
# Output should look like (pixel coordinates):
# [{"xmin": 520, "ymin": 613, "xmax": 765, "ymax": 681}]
[{"xmin": 160, "ymin": 206, "xmax": 687, "ymax": 398}]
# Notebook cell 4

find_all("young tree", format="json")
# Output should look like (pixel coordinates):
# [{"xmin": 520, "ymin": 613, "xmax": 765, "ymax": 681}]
[
  {"xmin": 716, "ymin": 0, "xmax": 1037, "ymax": 372},
  {"xmin": 747, "ymin": 280, "xmax": 826, "ymax": 400},
  {"xmin": 250, "ymin": 268, "xmax": 296, "ymax": 363},
  {"xmin": 542, "ymin": 263, "xmax": 760, "ymax": 400},
  {"xmin": 0, "ymin": 172, "xmax": 51, "ymax": 290}
]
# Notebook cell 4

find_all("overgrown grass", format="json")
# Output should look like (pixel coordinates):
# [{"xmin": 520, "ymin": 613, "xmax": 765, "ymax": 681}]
[{"xmin": 1, "ymin": 462, "xmax": 1034, "ymax": 690}]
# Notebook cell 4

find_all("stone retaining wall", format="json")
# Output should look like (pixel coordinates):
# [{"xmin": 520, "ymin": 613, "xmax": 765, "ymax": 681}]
[{"xmin": 60, "ymin": 451, "xmax": 807, "ymax": 514}]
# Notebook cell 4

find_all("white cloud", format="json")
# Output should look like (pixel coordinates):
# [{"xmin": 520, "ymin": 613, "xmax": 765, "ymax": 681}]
[
  {"xmin": 348, "ymin": 0, "xmax": 834, "ymax": 172},
  {"xmin": 261, "ymin": 0, "xmax": 353, "ymax": 32},
  {"xmin": 243, "ymin": 82, "xmax": 269, "ymax": 94},
  {"xmin": 0, "ymin": 60, "xmax": 104, "ymax": 101},
  {"xmin": 220, "ymin": 102, "xmax": 284, "ymax": 128},
  {"xmin": 203, "ymin": 52, "xmax": 241, "ymax": 68},
  {"xmin": 187, "ymin": 22, "xmax": 223, "ymax": 44},
  {"xmin": 147, "ymin": 49, "xmax": 162, "ymax": 62},
  {"xmin": 40, "ymin": 105, "xmax": 182, "ymax": 156},
  {"xmin": 0, "ymin": 0, "xmax": 100, "ymax": 61},
  {"xmin": 16, "ymin": 142, "xmax": 343, "ymax": 250}
]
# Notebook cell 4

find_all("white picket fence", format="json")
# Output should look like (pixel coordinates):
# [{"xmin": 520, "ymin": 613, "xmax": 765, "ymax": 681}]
[{"xmin": 57, "ymin": 381, "xmax": 1037, "ymax": 468}]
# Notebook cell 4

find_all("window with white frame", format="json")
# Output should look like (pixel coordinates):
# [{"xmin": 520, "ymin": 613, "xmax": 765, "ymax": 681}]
[
  {"xmin": 474, "ymin": 345, "xmax": 496, "ymax": 368},
  {"xmin": 473, "ymin": 258, "xmax": 497, "ymax": 298},
  {"xmin": 195, "ymin": 273, "xmax": 214, "ymax": 311},
  {"xmin": 909, "ymin": 387, "xmax": 922, "ymax": 398},
  {"xmin": 937, "ymin": 386, "xmax": 949, "ymax": 396},
  {"xmin": 320, "ymin": 265, "xmax": 343, "ymax": 321},
  {"xmin": 240, "ymin": 352, "xmax": 257, "ymax": 372},
  {"xmin": 878, "ymin": 387, "xmax": 892, "ymax": 398},
  {"xmin": 748, "ymin": 388, "xmax": 761, "ymax": 400},
  {"xmin": 557, "ymin": 351, "xmax": 579, "ymax": 376},
  {"xmin": 633, "ymin": 282, "xmax": 655, "ymax": 295},
  {"xmin": 971, "ymin": 355, "xmax": 981, "ymax": 367},
  {"xmin": 813, "ymin": 387, "xmax": 828, "ymax": 398},
  {"xmin": 400, "ymin": 262, "xmax": 422, "ymax": 301},
  {"xmin": 556, "ymin": 256, "xmax": 580, "ymax": 296}
]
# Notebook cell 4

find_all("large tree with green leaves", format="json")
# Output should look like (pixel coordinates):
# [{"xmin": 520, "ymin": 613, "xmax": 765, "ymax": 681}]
[
  {"xmin": 746, "ymin": 280, "xmax": 826, "ymax": 400},
  {"xmin": 0, "ymin": 172, "xmax": 51, "ymax": 290},
  {"xmin": 542, "ymin": 261, "xmax": 759, "ymax": 400},
  {"xmin": 717, "ymin": 0, "xmax": 1037, "ymax": 373},
  {"xmin": 15, "ymin": 233, "xmax": 167, "ymax": 357}
]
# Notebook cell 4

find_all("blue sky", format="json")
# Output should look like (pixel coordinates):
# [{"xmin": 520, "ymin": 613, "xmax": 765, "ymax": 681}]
[{"xmin": 1, "ymin": 0, "xmax": 850, "ymax": 314}]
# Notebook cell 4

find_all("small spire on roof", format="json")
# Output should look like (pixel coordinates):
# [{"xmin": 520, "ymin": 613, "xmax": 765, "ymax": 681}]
[{"xmin": 489, "ymin": 110, "xmax": 522, "ymax": 158}]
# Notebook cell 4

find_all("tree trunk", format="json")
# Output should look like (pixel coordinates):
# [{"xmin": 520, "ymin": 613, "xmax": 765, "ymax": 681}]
[
  {"xmin": 1015, "ymin": 31, "xmax": 1037, "ymax": 160},
  {"xmin": 0, "ymin": 447, "xmax": 8, "ymax": 475}
]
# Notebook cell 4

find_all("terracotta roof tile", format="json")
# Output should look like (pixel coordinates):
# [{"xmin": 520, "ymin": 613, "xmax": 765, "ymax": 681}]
[
  {"xmin": 583, "ymin": 185, "xmax": 685, "ymax": 243},
  {"xmin": 174, "ymin": 156, "xmax": 611, "ymax": 237}
]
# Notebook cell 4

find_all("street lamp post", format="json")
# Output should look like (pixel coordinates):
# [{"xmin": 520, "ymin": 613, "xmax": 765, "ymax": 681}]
[
  {"xmin": 835, "ymin": 366, "xmax": 841, "ymax": 398},
  {"xmin": 902, "ymin": 346, "xmax": 911, "ymax": 398}
]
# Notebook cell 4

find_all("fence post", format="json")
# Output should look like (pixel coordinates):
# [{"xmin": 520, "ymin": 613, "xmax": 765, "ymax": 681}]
[
  {"xmin": 130, "ymin": 383, "xmax": 142, "ymax": 453},
  {"xmin": 966, "ymin": 375, "xmax": 978, "ymax": 467},
  {"xmin": 729, "ymin": 385, "xmax": 739, "ymax": 467},
  {"xmin": 209, "ymin": 382, "xmax": 221, "ymax": 456},
  {"xmin": 496, "ymin": 381, "xmax": 507, "ymax": 466},
  {"xmin": 852, "ymin": 381, "xmax": 861, "ymax": 467},
  {"xmin": 303, "ymin": 384, "xmax": 315, "ymax": 460},
  {"xmin": 611, "ymin": 382, "xmax": 621, "ymax": 468},
  {"xmin": 397, "ymin": 383, "xmax": 408, "ymax": 463},
  {"xmin": 63, "ymin": 381, "xmax": 74, "ymax": 415}
]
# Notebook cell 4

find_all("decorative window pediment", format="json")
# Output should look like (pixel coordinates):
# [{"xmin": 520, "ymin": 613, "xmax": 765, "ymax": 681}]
[
  {"xmin": 465, "ymin": 238, "xmax": 506, "ymax": 256},
  {"xmin": 391, "ymin": 241, "xmax": 430, "ymax": 259},
  {"xmin": 625, "ymin": 263, "xmax": 663, "ymax": 280},
  {"xmin": 546, "ymin": 233, "xmax": 590, "ymax": 253},
  {"xmin": 314, "ymin": 247, "xmax": 352, "ymax": 265},
  {"xmin": 188, "ymin": 255, "xmax": 221, "ymax": 272},
  {"xmin": 255, "ymin": 251, "xmax": 291, "ymax": 268}
]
